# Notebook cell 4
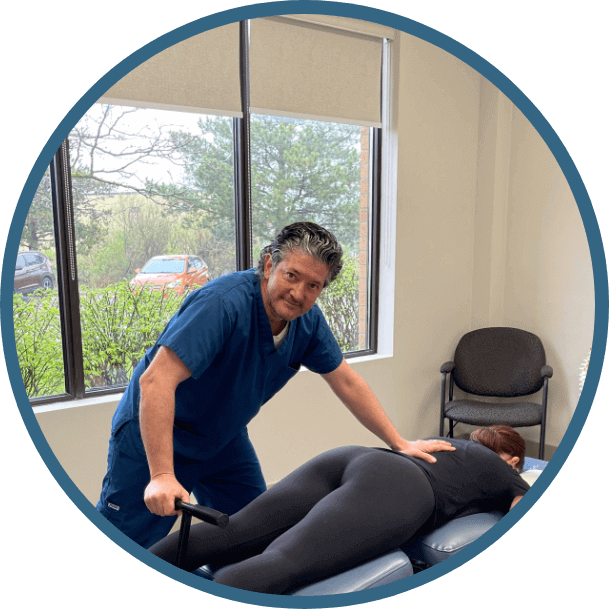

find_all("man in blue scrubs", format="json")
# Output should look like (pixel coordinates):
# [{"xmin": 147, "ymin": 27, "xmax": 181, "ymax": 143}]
[{"xmin": 97, "ymin": 222, "xmax": 453, "ymax": 548}]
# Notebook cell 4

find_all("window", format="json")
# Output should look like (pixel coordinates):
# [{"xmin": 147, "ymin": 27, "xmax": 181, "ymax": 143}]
[
  {"xmin": 249, "ymin": 115, "xmax": 375, "ymax": 352},
  {"xmin": 13, "ymin": 167, "xmax": 64, "ymax": 399},
  {"xmin": 70, "ymin": 104, "xmax": 236, "ymax": 391},
  {"xmin": 13, "ymin": 16, "xmax": 392, "ymax": 404}
]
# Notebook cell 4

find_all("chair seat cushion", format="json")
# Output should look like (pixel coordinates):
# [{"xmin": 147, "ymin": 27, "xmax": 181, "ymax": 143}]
[{"xmin": 444, "ymin": 399, "xmax": 543, "ymax": 426}]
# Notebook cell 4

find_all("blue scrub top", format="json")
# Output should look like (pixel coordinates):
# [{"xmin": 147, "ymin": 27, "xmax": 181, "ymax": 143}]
[{"xmin": 111, "ymin": 269, "xmax": 344, "ymax": 461}]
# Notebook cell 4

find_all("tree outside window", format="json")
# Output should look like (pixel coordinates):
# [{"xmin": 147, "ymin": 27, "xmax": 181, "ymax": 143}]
[{"xmin": 13, "ymin": 104, "xmax": 375, "ymax": 399}]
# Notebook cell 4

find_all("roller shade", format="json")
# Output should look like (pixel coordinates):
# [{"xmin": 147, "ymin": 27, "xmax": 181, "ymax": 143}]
[
  {"xmin": 100, "ymin": 23, "xmax": 242, "ymax": 117},
  {"xmin": 250, "ymin": 16, "xmax": 389, "ymax": 127},
  {"xmin": 280, "ymin": 14, "xmax": 395, "ymax": 40}
]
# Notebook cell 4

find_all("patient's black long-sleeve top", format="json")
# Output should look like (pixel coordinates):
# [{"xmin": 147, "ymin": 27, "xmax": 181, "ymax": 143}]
[{"xmin": 379, "ymin": 437, "xmax": 530, "ymax": 528}]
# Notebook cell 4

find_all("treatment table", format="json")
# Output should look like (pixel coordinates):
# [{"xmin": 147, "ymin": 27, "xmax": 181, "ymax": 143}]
[{"xmin": 192, "ymin": 456, "xmax": 548, "ymax": 595}]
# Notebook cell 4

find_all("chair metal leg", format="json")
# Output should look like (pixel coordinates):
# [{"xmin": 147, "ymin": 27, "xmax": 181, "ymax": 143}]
[
  {"xmin": 440, "ymin": 373, "xmax": 447, "ymax": 436},
  {"xmin": 448, "ymin": 419, "xmax": 454, "ymax": 438},
  {"xmin": 539, "ymin": 378, "xmax": 549, "ymax": 460}
]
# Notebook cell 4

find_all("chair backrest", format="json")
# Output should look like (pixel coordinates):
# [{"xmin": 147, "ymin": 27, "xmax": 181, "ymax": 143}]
[{"xmin": 452, "ymin": 327, "xmax": 546, "ymax": 397}]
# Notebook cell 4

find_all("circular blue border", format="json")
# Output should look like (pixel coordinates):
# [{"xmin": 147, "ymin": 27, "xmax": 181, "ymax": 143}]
[{"xmin": 2, "ymin": 1, "xmax": 607, "ymax": 607}]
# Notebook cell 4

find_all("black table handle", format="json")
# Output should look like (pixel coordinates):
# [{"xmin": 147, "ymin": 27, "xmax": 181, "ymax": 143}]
[
  {"xmin": 174, "ymin": 500, "xmax": 229, "ymax": 569},
  {"xmin": 175, "ymin": 500, "xmax": 229, "ymax": 528}
]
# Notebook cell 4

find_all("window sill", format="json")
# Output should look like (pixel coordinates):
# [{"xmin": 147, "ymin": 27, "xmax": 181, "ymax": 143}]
[
  {"xmin": 33, "ymin": 392, "xmax": 123, "ymax": 414},
  {"xmin": 33, "ymin": 351, "xmax": 394, "ymax": 414}
]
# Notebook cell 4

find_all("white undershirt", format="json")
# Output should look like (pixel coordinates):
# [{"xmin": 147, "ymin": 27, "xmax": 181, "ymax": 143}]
[{"xmin": 273, "ymin": 322, "xmax": 290, "ymax": 350}]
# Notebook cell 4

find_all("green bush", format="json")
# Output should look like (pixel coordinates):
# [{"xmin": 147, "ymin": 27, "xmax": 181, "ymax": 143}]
[
  {"xmin": 13, "ymin": 292, "xmax": 64, "ymax": 397},
  {"xmin": 317, "ymin": 255, "xmax": 359, "ymax": 352},
  {"xmin": 79, "ymin": 283, "xmax": 184, "ymax": 388},
  {"xmin": 14, "ymin": 260, "xmax": 360, "ymax": 399},
  {"xmin": 13, "ymin": 285, "xmax": 187, "ymax": 397}
]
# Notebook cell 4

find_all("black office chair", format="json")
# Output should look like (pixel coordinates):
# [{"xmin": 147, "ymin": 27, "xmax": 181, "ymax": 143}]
[{"xmin": 440, "ymin": 327, "xmax": 553, "ymax": 459}]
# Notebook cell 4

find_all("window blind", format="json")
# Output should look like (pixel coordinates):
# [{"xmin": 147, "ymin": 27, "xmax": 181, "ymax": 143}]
[
  {"xmin": 250, "ymin": 16, "xmax": 391, "ymax": 127},
  {"xmin": 100, "ymin": 23, "xmax": 242, "ymax": 117}
]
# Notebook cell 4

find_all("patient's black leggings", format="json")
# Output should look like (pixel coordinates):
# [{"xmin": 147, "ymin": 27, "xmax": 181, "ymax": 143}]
[{"xmin": 149, "ymin": 446, "xmax": 435, "ymax": 594}]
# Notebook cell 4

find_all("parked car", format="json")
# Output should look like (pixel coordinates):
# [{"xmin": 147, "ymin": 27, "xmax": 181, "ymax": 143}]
[
  {"xmin": 14, "ymin": 251, "xmax": 55, "ymax": 294},
  {"xmin": 130, "ymin": 255, "xmax": 210, "ymax": 295}
]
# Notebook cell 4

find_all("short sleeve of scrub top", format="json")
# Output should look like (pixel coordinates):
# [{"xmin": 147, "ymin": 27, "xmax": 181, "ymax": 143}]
[
  {"xmin": 299, "ymin": 305, "xmax": 344, "ymax": 375},
  {"xmin": 156, "ymin": 291, "xmax": 231, "ymax": 380}
]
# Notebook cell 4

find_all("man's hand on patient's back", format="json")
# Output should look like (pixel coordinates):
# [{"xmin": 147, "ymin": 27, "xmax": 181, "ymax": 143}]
[
  {"xmin": 397, "ymin": 439, "xmax": 456, "ymax": 463},
  {"xmin": 144, "ymin": 474, "xmax": 190, "ymax": 517}
]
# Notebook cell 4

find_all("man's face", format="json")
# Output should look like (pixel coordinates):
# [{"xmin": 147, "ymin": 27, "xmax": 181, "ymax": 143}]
[{"xmin": 262, "ymin": 250, "xmax": 330, "ymax": 325}]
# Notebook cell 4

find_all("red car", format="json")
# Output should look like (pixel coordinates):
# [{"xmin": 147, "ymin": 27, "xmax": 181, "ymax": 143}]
[{"xmin": 130, "ymin": 255, "xmax": 210, "ymax": 295}]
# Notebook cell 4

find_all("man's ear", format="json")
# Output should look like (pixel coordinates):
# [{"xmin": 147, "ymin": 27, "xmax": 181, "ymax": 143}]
[
  {"xmin": 263, "ymin": 254, "xmax": 273, "ymax": 279},
  {"xmin": 509, "ymin": 456, "xmax": 520, "ymax": 470}
]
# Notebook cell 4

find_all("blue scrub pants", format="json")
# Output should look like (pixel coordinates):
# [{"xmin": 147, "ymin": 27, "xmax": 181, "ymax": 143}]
[{"xmin": 97, "ymin": 421, "xmax": 266, "ymax": 549}]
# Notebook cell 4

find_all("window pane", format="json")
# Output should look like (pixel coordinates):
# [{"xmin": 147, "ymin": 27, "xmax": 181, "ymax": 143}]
[
  {"xmin": 69, "ymin": 104, "xmax": 237, "ymax": 390},
  {"xmin": 13, "ymin": 166, "xmax": 64, "ymax": 398},
  {"xmin": 249, "ymin": 115, "xmax": 372, "ymax": 352}
]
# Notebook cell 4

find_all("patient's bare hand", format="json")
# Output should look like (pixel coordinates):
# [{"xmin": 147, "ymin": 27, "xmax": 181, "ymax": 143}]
[
  {"xmin": 399, "ymin": 439, "xmax": 455, "ymax": 463},
  {"xmin": 144, "ymin": 474, "xmax": 190, "ymax": 517}
]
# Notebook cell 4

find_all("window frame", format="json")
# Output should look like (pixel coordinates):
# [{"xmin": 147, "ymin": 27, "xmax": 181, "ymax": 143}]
[{"xmin": 27, "ymin": 20, "xmax": 388, "ymax": 407}]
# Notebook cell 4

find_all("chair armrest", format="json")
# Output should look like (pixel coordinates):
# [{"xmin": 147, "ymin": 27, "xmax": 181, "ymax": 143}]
[
  {"xmin": 440, "ymin": 361, "xmax": 455, "ymax": 374},
  {"xmin": 541, "ymin": 365, "xmax": 553, "ymax": 378}
]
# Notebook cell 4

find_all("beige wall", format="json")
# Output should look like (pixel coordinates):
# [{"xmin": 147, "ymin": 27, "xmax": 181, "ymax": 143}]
[
  {"xmin": 503, "ymin": 107, "xmax": 594, "ymax": 446},
  {"xmin": 35, "ymin": 30, "xmax": 594, "ymax": 500},
  {"xmin": 457, "ymin": 76, "xmax": 594, "ymax": 451}
]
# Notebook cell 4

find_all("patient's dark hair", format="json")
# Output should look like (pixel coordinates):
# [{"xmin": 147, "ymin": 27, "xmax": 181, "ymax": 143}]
[
  {"xmin": 254, "ymin": 222, "xmax": 343, "ymax": 287},
  {"xmin": 470, "ymin": 425, "xmax": 526, "ymax": 472}
]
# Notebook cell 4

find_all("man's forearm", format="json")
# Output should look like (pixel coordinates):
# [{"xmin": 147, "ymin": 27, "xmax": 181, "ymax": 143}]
[
  {"xmin": 324, "ymin": 360, "xmax": 455, "ymax": 463},
  {"xmin": 324, "ymin": 360, "xmax": 408, "ymax": 450},
  {"xmin": 138, "ymin": 346, "xmax": 192, "ymax": 479},
  {"xmin": 139, "ymin": 383, "xmax": 177, "ymax": 478},
  {"xmin": 339, "ymin": 376, "xmax": 409, "ymax": 450}
]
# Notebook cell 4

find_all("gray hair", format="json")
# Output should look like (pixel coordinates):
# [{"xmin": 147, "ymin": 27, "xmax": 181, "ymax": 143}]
[{"xmin": 254, "ymin": 222, "xmax": 343, "ymax": 287}]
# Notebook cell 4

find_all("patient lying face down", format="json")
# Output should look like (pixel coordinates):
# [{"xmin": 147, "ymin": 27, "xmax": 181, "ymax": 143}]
[
  {"xmin": 470, "ymin": 424, "xmax": 526, "ymax": 471},
  {"xmin": 149, "ymin": 426, "xmax": 530, "ymax": 594}
]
